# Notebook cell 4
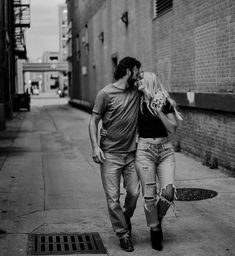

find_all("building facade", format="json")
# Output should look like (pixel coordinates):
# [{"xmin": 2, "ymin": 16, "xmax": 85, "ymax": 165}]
[
  {"xmin": 0, "ymin": 0, "xmax": 16, "ymax": 129},
  {"xmin": 59, "ymin": 4, "xmax": 68, "ymax": 62},
  {"xmin": 58, "ymin": 4, "xmax": 68, "ymax": 91},
  {"xmin": 67, "ymin": 0, "xmax": 235, "ymax": 173},
  {"xmin": 0, "ymin": 0, "xmax": 30, "ymax": 129},
  {"xmin": 42, "ymin": 51, "xmax": 60, "ymax": 92}
]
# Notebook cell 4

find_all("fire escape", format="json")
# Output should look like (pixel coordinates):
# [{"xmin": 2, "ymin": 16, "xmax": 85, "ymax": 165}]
[{"xmin": 13, "ymin": 0, "xmax": 30, "ymax": 59}]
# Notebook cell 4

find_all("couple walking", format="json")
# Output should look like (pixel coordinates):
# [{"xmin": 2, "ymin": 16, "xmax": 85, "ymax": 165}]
[{"xmin": 89, "ymin": 57, "xmax": 183, "ymax": 252}]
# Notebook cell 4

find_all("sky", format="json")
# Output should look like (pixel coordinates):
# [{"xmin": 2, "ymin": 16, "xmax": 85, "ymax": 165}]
[{"xmin": 26, "ymin": 0, "xmax": 65, "ymax": 61}]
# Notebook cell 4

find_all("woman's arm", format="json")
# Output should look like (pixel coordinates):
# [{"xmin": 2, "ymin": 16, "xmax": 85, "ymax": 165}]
[{"xmin": 158, "ymin": 111, "xmax": 177, "ymax": 134}]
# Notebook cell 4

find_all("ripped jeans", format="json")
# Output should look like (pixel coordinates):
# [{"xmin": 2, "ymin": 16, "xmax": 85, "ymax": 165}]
[{"xmin": 135, "ymin": 137, "xmax": 176, "ymax": 228}]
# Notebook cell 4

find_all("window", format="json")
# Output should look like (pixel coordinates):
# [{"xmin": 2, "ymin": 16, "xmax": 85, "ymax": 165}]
[{"xmin": 153, "ymin": 0, "xmax": 173, "ymax": 18}]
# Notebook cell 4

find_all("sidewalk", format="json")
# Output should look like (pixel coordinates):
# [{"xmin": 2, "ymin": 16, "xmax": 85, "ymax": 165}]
[{"xmin": 0, "ymin": 101, "xmax": 234, "ymax": 256}]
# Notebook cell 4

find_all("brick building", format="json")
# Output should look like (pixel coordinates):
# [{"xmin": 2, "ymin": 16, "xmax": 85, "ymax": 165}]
[
  {"xmin": 58, "ymin": 4, "xmax": 68, "ymax": 91},
  {"xmin": 0, "ymin": 0, "xmax": 30, "ymax": 129},
  {"xmin": 66, "ymin": 0, "xmax": 235, "ymax": 173},
  {"xmin": 0, "ymin": 0, "xmax": 15, "ymax": 129},
  {"xmin": 42, "ymin": 51, "xmax": 60, "ymax": 92}
]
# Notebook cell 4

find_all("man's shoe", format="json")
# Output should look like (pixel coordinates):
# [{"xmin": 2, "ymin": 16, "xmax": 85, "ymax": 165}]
[
  {"xmin": 124, "ymin": 213, "xmax": 132, "ymax": 236},
  {"xmin": 150, "ymin": 229, "xmax": 163, "ymax": 251},
  {"xmin": 120, "ymin": 237, "xmax": 134, "ymax": 252}
]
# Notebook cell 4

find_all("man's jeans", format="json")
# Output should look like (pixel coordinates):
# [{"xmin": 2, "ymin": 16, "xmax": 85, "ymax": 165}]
[
  {"xmin": 100, "ymin": 151, "xmax": 140, "ymax": 237},
  {"xmin": 135, "ymin": 137, "xmax": 175, "ymax": 228}
]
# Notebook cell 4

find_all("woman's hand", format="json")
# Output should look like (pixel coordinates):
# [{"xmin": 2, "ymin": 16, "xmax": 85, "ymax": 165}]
[
  {"xmin": 151, "ymin": 91, "xmax": 167, "ymax": 112},
  {"xmin": 100, "ymin": 127, "xmax": 108, "ymax": 137}
]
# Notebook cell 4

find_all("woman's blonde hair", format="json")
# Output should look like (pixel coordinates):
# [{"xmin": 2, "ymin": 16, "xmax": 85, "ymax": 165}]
[{"xmin": 139, "ymin": 72, "xmax": 183, "ymax": 120}]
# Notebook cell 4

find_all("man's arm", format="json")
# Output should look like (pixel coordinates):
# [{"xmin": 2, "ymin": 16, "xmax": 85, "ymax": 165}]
[{"xmin": 89, "ymin": 112, "xmax": 106, "ymax": 164}]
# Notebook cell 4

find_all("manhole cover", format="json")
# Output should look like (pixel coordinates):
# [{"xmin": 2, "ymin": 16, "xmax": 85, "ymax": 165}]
[
  {"xmin": 28, "ymin": 232, "xmax": 106, "ymax": 255},
  {"xmin": 176, "ymin": 188, "xmax": 218, "ymax": 201}
]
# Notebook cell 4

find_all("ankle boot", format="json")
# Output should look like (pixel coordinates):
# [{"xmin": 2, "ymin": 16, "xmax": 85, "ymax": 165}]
[{"xmin": 150, "ymin": 229, "xmax": 163, "ymax": 251}]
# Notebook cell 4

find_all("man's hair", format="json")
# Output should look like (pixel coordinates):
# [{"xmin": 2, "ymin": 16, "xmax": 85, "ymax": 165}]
[{"xmin": 114, "ymin": 56, "xmax": 141, "ymax": 80}]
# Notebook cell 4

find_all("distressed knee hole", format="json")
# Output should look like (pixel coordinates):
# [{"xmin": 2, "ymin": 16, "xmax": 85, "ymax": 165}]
[
  {"xmin": 146, "ymin": 183, "xmax": 155, "ymax": 186},
  {"xmin": 161, "ymin": 184, "xmax": 175, "ymax": 202},
  {"xmin": 144, "ymin": 196, "xmax": 155, "ymax": 201}
]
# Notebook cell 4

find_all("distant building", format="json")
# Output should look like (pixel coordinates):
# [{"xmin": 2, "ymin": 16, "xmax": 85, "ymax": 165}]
[
  {"xmin": 59, "ymin": 4, "xmax": 68, "ymax": 62},
  {"xmin": 28, "ymin": 58, "xmax": 42, "ymax": 94},
  {"xmin": 42, "ymin": 51, "xmax": 60, "ymax": 92},
  {"xmin": 67, "ymin": 0, "xmax": 235, "ymax": 174},
  {"xmin": 58, "ymin": 4, "xmax": 68, "ymax": 90}
]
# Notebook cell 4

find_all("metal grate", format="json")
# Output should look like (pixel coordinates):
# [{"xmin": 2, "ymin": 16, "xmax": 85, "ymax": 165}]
[
  {"xmin": 176, "ymin": 188, "xmax": 218, "ymax": 201},
  {"xmin": 28, "ymin": 232, "xmax": 107, "ymax": 255}
]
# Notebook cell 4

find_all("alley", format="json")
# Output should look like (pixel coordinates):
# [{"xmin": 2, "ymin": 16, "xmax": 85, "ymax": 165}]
[
  {"xmin": 0, "ymin": 93, "xmax": 109, "ymax": 255},
  {"xmin": 0, "ymin": 93, "xmax": 234, "ymax": 256}
]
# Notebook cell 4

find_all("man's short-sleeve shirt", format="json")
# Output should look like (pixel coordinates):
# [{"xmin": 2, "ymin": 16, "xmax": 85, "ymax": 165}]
[{"xmin": 93, "ymin": 84, "xmax": 140, "ymax": 153}]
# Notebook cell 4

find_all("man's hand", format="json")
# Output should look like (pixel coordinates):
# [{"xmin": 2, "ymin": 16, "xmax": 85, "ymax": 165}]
[
  {"xmin": 92, "ymin": 146, "xmax": 106, "ymax": 164},
  {"xmin": 89, "ymin": 112, "xmax": 104, "ymax": 164}
]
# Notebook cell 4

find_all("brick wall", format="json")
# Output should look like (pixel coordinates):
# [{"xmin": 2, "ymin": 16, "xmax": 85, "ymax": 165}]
[
  {"xmin": 152, "ymin": 0, "xmax": 235, "ymax": 171},
  {"xmin": 173, "ymin": 107, "xmax": 235, "ymax": 171},
  {"xmin": 69, "ymin": 0, "xmax": 235, "ymax": 172},
  {"xmin": 156, "ymin": 0, "xmax": 235, "ymax": 93}
]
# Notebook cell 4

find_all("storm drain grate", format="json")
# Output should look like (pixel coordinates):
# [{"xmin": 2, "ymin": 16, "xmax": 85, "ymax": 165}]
[
  {"xmin": 176, "ymin": 188, "xmax": 218, "ymax": 201},
  {"xmin": 28, "ymin": 232, "xmax": 107, "ymax": 255}
]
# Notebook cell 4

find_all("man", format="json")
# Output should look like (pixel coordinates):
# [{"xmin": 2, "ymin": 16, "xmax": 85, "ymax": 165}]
[{"xmin": 89, "ymin": 57, "xmax": 141, "ymax": 252}]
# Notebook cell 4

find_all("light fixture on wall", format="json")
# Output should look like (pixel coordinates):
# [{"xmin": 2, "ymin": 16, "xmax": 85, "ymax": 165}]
[
  {"xmin": 81, "ymin": 36, "xmax": 87, "ymax": 46},
  {"xmin": 121, "ymin": 11, "xmax": 128, "ymax": 26},
  {"xmin": 98, "ymin": 32, "xmax": 104, "ymax": 42},
  {"xmin": 82, "ymin": 24, "xmax": 89, "ymax": 52}
]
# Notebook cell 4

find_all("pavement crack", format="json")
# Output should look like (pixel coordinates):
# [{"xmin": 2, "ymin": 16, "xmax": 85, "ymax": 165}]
[
  {"xmin": 42, "ymin": 155, "xmax": 46, "ymax": 211},
  {"xmin": 17, "ymin": 209, "xmax": 43, "ymax": 218},
  {"xmin": 30, "ymin": 223, "xmax": 47, "ymax": 234},
  {"xmin": 1, "ymin": 232, "xmax": 29, "ymax": 235}
]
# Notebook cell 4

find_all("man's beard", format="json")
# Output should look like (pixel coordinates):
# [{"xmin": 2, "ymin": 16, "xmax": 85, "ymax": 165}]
[{"xmin": 127, "ymin": 76, "xmax": 137, "ymax": 90}]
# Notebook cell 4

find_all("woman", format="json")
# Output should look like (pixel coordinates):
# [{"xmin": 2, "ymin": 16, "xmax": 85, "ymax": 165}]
[{"xmin": 135, "ymin": 71, "xmax": 183, "ymax": 251}]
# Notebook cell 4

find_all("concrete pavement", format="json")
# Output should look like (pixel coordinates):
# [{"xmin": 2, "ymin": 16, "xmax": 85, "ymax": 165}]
[{"xmin": 0, "ymin": 93, "xmax": 234, "ymax": 256}]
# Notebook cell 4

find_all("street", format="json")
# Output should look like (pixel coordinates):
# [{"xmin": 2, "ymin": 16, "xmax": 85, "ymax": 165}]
[{"xmin": 0, "ymin": 93, "xmax": 234, "ymax": 256}]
